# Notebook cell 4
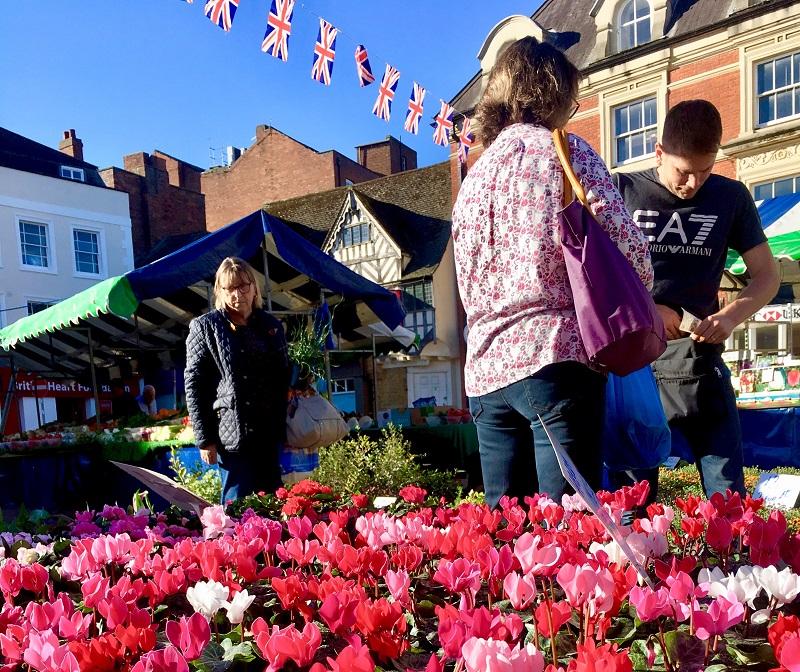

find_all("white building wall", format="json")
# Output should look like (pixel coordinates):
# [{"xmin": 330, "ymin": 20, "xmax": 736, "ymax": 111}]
[{"xmin": 0, "ymin": 166, "xmax": 133, "ymax": 326}]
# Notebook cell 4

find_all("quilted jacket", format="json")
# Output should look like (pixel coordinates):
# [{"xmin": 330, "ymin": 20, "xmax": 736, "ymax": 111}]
[{"xmin": 184, "ymin": 308, "xmax": 289, "ymax": 453}]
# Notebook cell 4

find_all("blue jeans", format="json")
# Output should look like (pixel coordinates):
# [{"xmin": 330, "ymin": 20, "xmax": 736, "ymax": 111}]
[
  {"xmin": 469, "ymin": 362, "xmax": 606, "ymax": 508},
  {"xmin": 610, "ymin": 357, "xmax": 745, "ymax": 501}
]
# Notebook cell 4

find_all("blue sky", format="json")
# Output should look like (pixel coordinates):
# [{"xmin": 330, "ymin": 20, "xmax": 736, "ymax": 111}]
[{"xmin": 1, "ymin": 1, "xmax": 540, "ymax": 172}]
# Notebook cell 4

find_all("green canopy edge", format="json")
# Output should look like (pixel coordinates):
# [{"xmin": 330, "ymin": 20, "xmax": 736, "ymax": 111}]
[
  {"xmin": 727, "ymin": 231, "xmax": 800, "ymax": 275},
  {"xmin": 0, "ymin": 275, "xmax": 139, "ymax": 350}
]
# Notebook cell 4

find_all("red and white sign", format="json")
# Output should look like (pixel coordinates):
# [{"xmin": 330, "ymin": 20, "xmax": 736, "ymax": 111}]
[{"xmin": 752, "ymin": 304, "xmax": 800, "ymax": 323}]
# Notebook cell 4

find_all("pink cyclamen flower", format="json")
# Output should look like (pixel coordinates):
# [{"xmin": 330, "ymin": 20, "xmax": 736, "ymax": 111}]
[
  {"xmin": 461, "ymin": 637, "xmax": 545, "ymax": 672},
  {"xmin": 513, "ymin": 533, "xmax": 561, "ymax": 576},
  {"xmin": 131, "ymin": 645, "xmax": 189, "ymax": 672},
  {"xmin": 199, "ymin": 506, "xmax": 234, "ymax": 540},
  {"xmin": 23, "ymin": 629, "xmax": 80, "ymax": 672},
  {"xmin": 165, "ymin": 612, "xmax": 211, "ymax": 661},
  {"xmin": 629, "ymin": 585, "xmax": 673, "ymax": 622},
  {"xmin": 252, "ymin": 620, "xmax": 322, "ymax": 671},
  {"xmin": 433, "ymin": 558, "xmax": 482, "ymax": 597},
  {"xmin": 693, "ymin": 593, "xmax": 745, "ymax": 641},
  {"xmin": 503, "ymin": 571, "xmax": 537, "ymax": 610},
  {"xmin": 780, "ymin": 636, "xmax": 800, "ymax": 672},
  {"xmin": 399, "ymin": 485, "xmax": 428, "ymax": 504},
  {"xmin": 556, "ymin": 563, "xmax": 615, "ymax": 616},
  {"xmin": 385, "ymin": 569, "xmax": 411, "ymax": 606}
]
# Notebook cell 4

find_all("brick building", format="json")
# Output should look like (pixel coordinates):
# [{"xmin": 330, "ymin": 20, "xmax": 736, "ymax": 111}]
[
  {"xmin": 202, "ymin": 126, "xmax": 417, "ymax": 231},
  {"xmin": 449, "ymin": 0, "xmax": 800, "ymax": 201},
  {"xmin": 99, "ymin": 151, "xmax": 206, "ymax": 265},
  {"xmin": 448, "ymin": 0, "xmax": 800, "ymax": 362}
]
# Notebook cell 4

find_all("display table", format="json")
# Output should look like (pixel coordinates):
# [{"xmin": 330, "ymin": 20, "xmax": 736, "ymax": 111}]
[
  {"xmin": 359, "ymin": 423, "xmax": 482, "ymax": 489},
  {"xmin": 0, "ymin": 440, "xmax": 194, "ymax": 513},
  {"xmin": 738, "ymin": 406, "xmax": 800, "ymax": 470}
]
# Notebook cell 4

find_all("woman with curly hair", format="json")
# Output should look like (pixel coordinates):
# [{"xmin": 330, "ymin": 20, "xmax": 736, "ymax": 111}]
[{"xmin": 452, "ymin": 37, "xmax": 653, "ymax": 507}]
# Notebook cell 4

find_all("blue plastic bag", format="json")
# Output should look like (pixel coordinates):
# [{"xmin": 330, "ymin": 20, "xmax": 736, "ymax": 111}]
[{"xmin": 602, "ymin": 366, "xmax": 671, "ymax": 471}]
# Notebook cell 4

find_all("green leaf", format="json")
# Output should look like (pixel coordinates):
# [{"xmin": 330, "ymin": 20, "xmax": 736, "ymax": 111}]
[
  {"xmin": 220, "ymin": 639, "xmax": 255, "ymax": 662},
  {"xmin": 726, "ymin": 641, "xmax": 778, "ymax": 665}
]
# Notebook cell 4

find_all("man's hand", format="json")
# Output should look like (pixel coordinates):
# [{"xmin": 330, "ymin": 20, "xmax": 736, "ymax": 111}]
[
  {"xmin": 200, "ymin": 443, "xmax": 218, "ymax": 465},
  {"xmin": 656, "ymin": 304, "xmax": 683, "ymax": 340},
  {"xmin": 691, "ymin": 313, "xmax": 736, "ymax": 344}
]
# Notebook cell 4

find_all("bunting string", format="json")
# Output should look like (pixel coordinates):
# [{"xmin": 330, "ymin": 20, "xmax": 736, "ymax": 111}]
[{"xmin": 182, "ymin": 0, "xmax": 474, "ymax": 158}]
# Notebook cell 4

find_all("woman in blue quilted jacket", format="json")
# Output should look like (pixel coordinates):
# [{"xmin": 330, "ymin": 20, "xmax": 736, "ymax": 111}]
[{"xmin": 184, "ymin": 257, "xmax": 289, "ymax": 502}]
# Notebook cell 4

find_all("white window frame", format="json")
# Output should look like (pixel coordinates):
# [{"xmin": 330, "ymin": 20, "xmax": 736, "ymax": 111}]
[
  {"xmin": 60, "ymin": 165, "xmax": 85, "ymax": 182},
  {"xmin": 70, "ymin": 224, "xmax": 106, "ymax": 279},
  {"xmin": 611, "ymin": 96, "xmax": 658, "ymax": 166},
  {"xmin": 0, "ymin": 294, "xmax": 6, "ymax": 328},
  {"xmin": 752, "ymin": 175, "xmax": 800, "ymax": 200},
  {"xmin": 16, "ymin": 215, "xmax": 57, "ymax": 274},
  {"xmin": 342, "ymin": 222, "xmax": 371, "ymax": 247},
  {"xmin": 754, "ymin": 50, "xmax": 800, "ymax": 128},
  {"xmin": 617, "ymin": 0, "xmax": 652, "ymax": 52},
  {"xmin": 25, "ymin": 297, "xmax": 59, "ymax": 316},
  {"xmin": 331, "ymin": 378, "xmax": 355, "ymax": 393}
]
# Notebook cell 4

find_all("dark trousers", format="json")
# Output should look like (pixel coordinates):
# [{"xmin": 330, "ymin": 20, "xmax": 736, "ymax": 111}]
[
  {"xmin": 469, "ymin": 362, "xmax": 606, "ymax": 508},
  {"xmin": 218, "ymin": 446, "xmax": 281, "ymax": 504}
]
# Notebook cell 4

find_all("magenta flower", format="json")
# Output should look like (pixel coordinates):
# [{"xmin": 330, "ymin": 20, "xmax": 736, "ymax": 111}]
[
  {"xmin": 385, "ymin": 569, "xmax": 411, "ymax": 606},
  {"xmin": 692, "ymin": 593, "xmax": 745, "ymax": 640},
  {"xmin": 629, "ymin": 585, "xmax": 673, "ymax": 622},
  {"xmin": 165, "ymin": 612, "xmax": 211, "ymax": 661},
  {"xmin": 433, "ymin": 558, "xmax": 482, "ymax": 598},
  {"xmin": 131, "ymin": 645, "xmax": 189, "ymax": 672},
  {"xmin": 23, "ymin": 629, "xmax": 80, "ymax": 672}
]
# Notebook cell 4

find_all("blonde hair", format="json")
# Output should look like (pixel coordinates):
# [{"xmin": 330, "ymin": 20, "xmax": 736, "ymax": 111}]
[
  {"xmin": 476, "ymin": 36, "xmax": 579, "ymax": 146},
  {"xmin": 213, "ymin": 257, "xmax": 264, "ymax": 311}
]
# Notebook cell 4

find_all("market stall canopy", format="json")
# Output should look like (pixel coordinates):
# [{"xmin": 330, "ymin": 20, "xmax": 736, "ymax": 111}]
[
  {"xmin": 727, "ymin": 193, "xmax": 800, "ymax": 275},
  {"xmin": 0, "ymin": 210, "xmax": 405, "ymax": 376}
]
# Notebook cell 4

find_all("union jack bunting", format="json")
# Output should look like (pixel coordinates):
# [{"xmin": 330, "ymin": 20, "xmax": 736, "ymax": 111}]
[
  {"xmin": 372, "ymin": 64, "xmax": 401, "ymax": 122},
  {"xmin": 204, "ymin": 0, "xmax": 238, "ymax": 31},
  {"xmin": 261, "ymin": 0, "xmax": 295, "ymax": 61},
  {"xmin": 311, "ymin": 18, "xmax": 338, "ymax": 85},
  {"xmin": 403, "ymin": 82, "xmax": 426, "ymax": 135},
  {"xmin": 457, "ymin": 117, "xmax": 475, "ymax": 163},
  {"xmin": 354, "ymin": 45, "xmax": 375, "ymax": 87},
  {"xmin": 433, "ymin": 100, "xmax": 455, "ymax": 147}
]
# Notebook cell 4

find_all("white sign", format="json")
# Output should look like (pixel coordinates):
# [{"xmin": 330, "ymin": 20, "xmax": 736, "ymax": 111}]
[
  {"xmin": 753, "ymin": 473, "xmax": 800, "ymax": 509},
  {"xmin": 111, "ymin": 461, "xmax": 213, "ymax": 515},
  {"xmin": 753, "ymin": 304, "xmax": 800, "ymax": 323},
  {"xmin": 539, "ymin": 417, "xmax": 655, "ymax": 588}
]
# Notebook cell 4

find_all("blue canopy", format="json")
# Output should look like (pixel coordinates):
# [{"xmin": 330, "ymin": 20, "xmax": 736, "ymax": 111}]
[
  {"xmin": 127, "ymin": 210, "xmax": 404, "ymax": 329},
  {"xmin": 0, "ymin": 210, "xmax": 405, "ymax": 375}
]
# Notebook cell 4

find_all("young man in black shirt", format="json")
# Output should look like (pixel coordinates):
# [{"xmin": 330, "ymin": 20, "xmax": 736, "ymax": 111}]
[{"xmin": 614, "ymin": 100, "xmax": 779, "ymax": 500}]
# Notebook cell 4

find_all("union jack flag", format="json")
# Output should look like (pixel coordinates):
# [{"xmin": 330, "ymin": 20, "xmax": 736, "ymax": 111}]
[
  {"xmin": 372, "ymin": 64, "xmax": 401, "ymax": 122},
  {"xmin": 433, "ymin": 100, "xmax": 455, "ymax": 147},
  {"xmin": 457, "ymin": 117, "xmax": 475, "ymax": 163},
  {"xmin": 311, "ymin": 18, "xmax": 338, "ymax": 85},
  {"xmin": 261, "ymin": 0, "xmax": 294, "ymax": 61},
  {"xmin": 204, "ymin": 0, "xmax": 238, "ymax": 31},
  {"xmin": 354, "ymin": 45, "xmax": 375, "ymax": 87},
  {"xmin": 403, "ymin": 82, "xmax": 426, "ymax": 135}
]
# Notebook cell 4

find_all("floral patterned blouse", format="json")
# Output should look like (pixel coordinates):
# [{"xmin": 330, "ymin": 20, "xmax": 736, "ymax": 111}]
[{"xmin": 452, "ymin": 123, "xmax": 653, "ymax": 397}]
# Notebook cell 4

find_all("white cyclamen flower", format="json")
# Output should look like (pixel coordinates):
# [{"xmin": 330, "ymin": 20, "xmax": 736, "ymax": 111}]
[
  {"xmin": 224, "ymin": 589, "xmax": 256, "ymax": 624},
  {"xmin": 752, "ymin": 566, "xmax": 800, "ymax": 605},
  {"xmin": 16, "ymin": 547, "xmax": 40, "ymax": 566},
  {"xmin": 186, "ymin": 580, "xmax": 230, "ymax": 619}
]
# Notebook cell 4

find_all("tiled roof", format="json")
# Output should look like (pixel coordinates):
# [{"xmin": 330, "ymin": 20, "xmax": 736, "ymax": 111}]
[
  {"xmin": 0, "ymin": 127, "xmax": 107, "ymax": 188},
  {"xmin": 264, "ymin": 162, "xmax": 452, "ymax": 281}
]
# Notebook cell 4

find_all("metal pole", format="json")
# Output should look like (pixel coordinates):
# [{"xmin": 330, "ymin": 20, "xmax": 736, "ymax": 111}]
[
  {"xmin": 0, "ymin": 354, "xmax": 17, "ymax": 437},
  {"xmin": 320, "ymin": 290, "xmax": 332, "ymax": 401},
  {"xmin": 262, "ymin": 241, "xmax": 274, "ymax": 312},
  {"xmin": 372, "ymin": 333, "xmax": 378, "ymax": 417},
  {"xmin": 86, "ymin": 327, "xmax": 101, "ymax": 425}
]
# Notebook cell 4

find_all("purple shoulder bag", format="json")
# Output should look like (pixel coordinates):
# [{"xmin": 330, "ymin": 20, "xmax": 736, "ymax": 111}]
[{"xmin": 553, "ymin": 128, "xmax": 666, "ymax": 376}]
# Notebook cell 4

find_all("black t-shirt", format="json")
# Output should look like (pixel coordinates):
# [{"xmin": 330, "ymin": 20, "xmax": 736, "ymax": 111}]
[{"xmin": 614, "ymin": 168, "xmax": 766, "ymax": 319}]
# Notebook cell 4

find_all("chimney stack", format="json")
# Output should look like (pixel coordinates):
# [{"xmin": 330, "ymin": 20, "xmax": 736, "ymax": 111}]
[{"xmin": 59, "ymin": 129, "xmax": 84, "ymax": 162}]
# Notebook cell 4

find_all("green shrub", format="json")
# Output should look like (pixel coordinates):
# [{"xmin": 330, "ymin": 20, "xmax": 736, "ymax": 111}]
[
  {"xmin": 314, "ymin": 424, "xmax": 459, "ymax": 500},
  {"xmin": 169, "ymin": 447, "xmax": 222, "ymax": 504}
]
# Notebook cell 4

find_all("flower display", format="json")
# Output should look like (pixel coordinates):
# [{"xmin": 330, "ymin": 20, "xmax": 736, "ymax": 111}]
[{"xmin": 1, "ymin": 479, "xmax": 800, "ymax": 670}]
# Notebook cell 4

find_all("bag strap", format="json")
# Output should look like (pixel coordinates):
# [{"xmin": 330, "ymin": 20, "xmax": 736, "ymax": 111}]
[{"xmin": 552, "ymin": 129, "xmax": 589, "ymax": 208}]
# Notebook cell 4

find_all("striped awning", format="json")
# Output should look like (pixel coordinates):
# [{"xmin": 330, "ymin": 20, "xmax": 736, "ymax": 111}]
[{"xmin": 727, "ymin": 193, "xmax": 800, "ymax": 274}]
